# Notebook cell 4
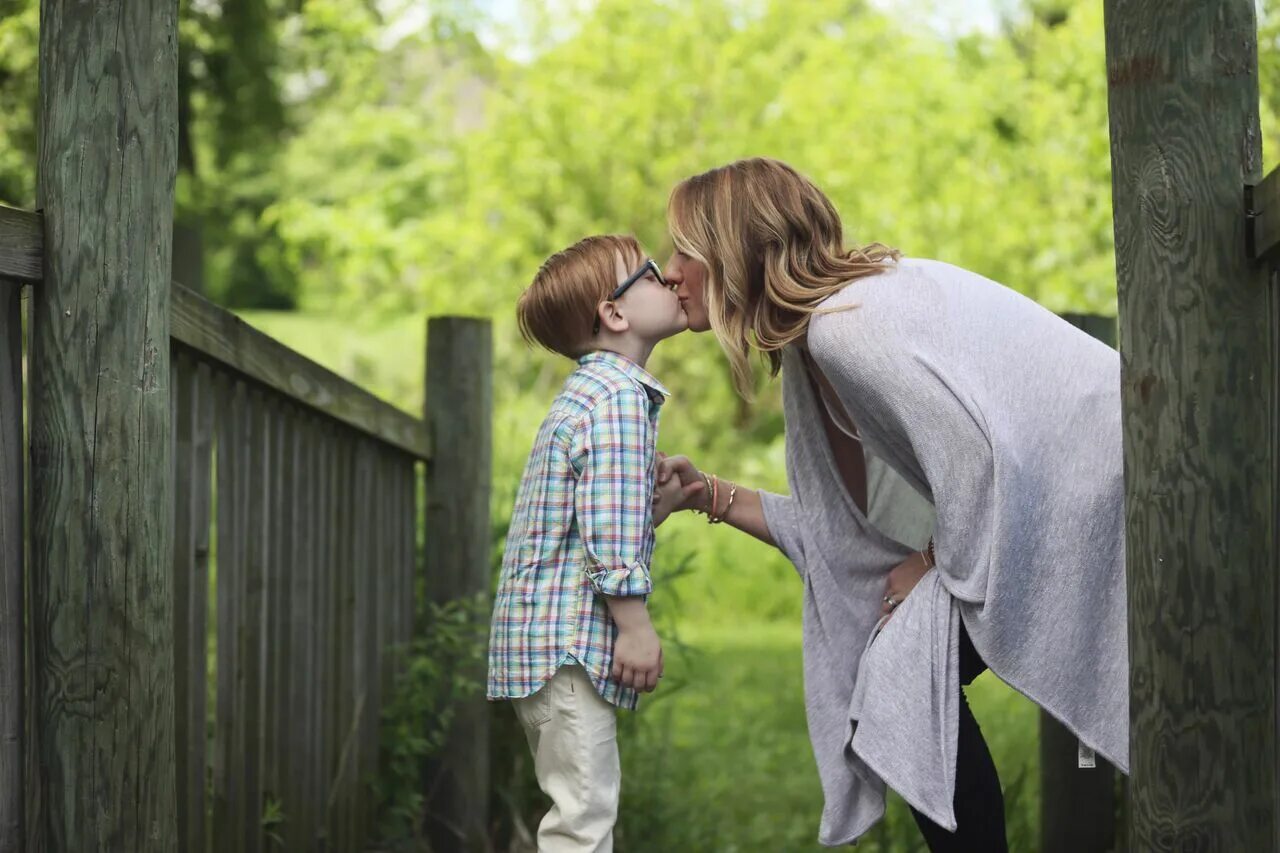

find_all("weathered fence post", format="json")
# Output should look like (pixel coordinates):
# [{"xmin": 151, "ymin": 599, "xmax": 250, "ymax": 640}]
[
  {"xmin": 0, "ymin": 280, "xmax": 23, "ymax": 851},
  {"xmin": 29, "ymin": 0, "xmax": 179, "ymax": 849},
  {"xmin": 423, "ymin": 316, "xmax": 493, "ymax": 849},
  {"xmin": 1104, "ymin": 0, "xmax": 1276, "ymax": 848},
  {"xmin": 1040, "ymin": 312, "xmax": 1120, "ymax": 853}
]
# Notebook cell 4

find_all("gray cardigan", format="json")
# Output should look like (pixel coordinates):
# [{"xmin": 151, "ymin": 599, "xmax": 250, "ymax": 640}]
[{"xmin": 758, "ymin": 258, "xmax": 1128, "ymax": 845}]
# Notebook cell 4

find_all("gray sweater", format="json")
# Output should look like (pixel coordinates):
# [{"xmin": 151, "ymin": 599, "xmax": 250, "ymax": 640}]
[{"xmin": 757, "ymin": 258, "xmax": 1128, "ymax": 845}]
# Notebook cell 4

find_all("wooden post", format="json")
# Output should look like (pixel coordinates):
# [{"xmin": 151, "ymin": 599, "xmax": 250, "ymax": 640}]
[
  {"xmin": 1104, "ymin": 1, "xmax": 1275, "ymax": 848},
  {"xmin": 1040, "ymin": 315, "xmax": 1119, "ymax": 853},
  {"xmin": 423, "ymin": 316, "xmax": 492, "ymax": 850},
  {"xmin": 29, "ymin": 1, "xmax": 179, "ymax": 849},
  {"xmin": 0, "ymin": 280, "xmax": 23, "ymax": 852}
]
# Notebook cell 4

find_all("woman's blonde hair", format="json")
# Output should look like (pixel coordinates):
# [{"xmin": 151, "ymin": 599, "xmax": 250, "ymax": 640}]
[{"xmin": 667, "ymin": 157, "xmax": 899, "ymax": 396}]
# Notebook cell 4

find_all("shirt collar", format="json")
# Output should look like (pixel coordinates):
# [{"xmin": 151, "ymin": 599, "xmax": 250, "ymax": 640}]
[{"xmin": 578, "ymin": 350, "xmax": 670, "ymax": 403}]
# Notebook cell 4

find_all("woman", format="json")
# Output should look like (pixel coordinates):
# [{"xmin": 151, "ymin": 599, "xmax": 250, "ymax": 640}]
[{"xmin": 657, "ymin": 158, "xmax": 1127, "ymax": 850}]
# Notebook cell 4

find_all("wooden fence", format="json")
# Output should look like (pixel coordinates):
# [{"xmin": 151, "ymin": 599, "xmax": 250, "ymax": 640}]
[{"xmin": 0, "ymin": 204, "xmax": 492, "ymax": 851}]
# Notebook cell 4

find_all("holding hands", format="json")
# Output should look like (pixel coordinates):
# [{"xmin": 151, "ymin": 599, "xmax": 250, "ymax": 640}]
[
  {"xmin": 656, "ymin": 451, "xmax": 937, "ymax": 621},
  {"xmin": 651, "ymin": 452, "xmax": 709, "ymax": 524}
]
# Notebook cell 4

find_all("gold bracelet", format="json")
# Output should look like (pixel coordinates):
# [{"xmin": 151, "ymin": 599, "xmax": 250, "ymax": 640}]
[
  {"xmin": 699, "ymin": 472, "xmax": 715, "ymax": 516},
  {"xmin": 711, "ymin": 482, "xmax": 738, "ymax": 525}
]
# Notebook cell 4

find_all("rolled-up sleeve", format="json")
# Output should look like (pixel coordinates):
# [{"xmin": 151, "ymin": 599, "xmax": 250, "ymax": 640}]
[
  {"xmin": 759, "ymin": 490, "xmax": 808, "ymax": 576},
  {"xmin": 572, "ymin": 389, "xmax": 654, "ymax": 597}
]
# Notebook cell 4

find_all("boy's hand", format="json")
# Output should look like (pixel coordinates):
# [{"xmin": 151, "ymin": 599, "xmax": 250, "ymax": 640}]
[
  {"xmin": 612, "ymin": 622, "xmax": 663, "ymax": 692},
  {"xmin": 654, "ymin": 452, "xmax": 708, "ymax": 516}
]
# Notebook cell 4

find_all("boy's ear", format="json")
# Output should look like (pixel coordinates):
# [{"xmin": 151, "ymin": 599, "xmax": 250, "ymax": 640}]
[{"xmin": 595, "ymin": 300, "xmax": 629, "ymax": 335}]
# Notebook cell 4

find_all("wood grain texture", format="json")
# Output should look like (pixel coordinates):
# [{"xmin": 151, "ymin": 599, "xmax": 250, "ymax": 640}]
[
  {"xmin": 171, "ymin": 284, "xmax": 430, "ymax": 460},
  {"xmin": 423, "ymin": 317, "xmax": 492, "ymax": 849},
  {"xmin": 0, "ymin": 206, "xmax": 41, "ymax": 282},
  {"xmin": 29, "ymin": 1, "xmax": 178, "ymax": 848},
  {"xmin": 0, "ymin": 282, "xmax": 23, "ymax": 850},
  {"xmin": 1104, "ymin": 1, "xmax": 1276, "ymax": 848}
]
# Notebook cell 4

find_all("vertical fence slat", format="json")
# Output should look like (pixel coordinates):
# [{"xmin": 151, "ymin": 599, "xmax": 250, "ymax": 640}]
[
  {"xmin": 1274, "ymin": 267, "xmax": 1280, "ymax": 852},
  {"xmin": 333, "ymin": 431, "xmax": 354, "ymax": 852},
  {"xmin": 377, "ymin": 451, "xmax": 394, "ymax": 716},
  {"xmin": 406, "ymin": 461, "xmax": 418, "ymax": 649},
  {"xmin": 169, "ymin": 350, "xmax": 185, "ymax": 852},
  {"xmin": 172, "ymin": 349, "xmax": 213, "ymax": 853},
  {"xmin": 396, "ymin": 463, "xmax": 408, "ymax": 657},
  {"xmin": 323, "ymin": 426, "xmax": 346, "ymax": 851},
  {"xmin": 349, "ymin": 439, "xmax": 366, "ymax": 845},
  {"xmin": 282, "ymin": 406, "xmax": 309, "ymax": 852},
  {"xmin": 313, "ymin": 421, "xmax": 334, "ymax": 851},
  {"xmin": 193, "ymin": 360, "xmax": 214, "ymax": 853},
  {"xmin": 358, "ymin": 441, "xmax": 379, "ymax": 842},
  {"xmin": 263, "ymin": 397, "xmax": 287, "ymax": 848},
  {"xmin": 0, "ymin": 281, "xmax": 23, "ymax": 851},
  {"xmin": 213, "ymin": 376, "xmax": 244, "ymax": 852},
  {"xmin": 309, "ymin": 417, "xmax": 330, "ymax": 850},
  {"xmin": 242, "ymin": 391, "xmax": 268, "ymax": 853}
]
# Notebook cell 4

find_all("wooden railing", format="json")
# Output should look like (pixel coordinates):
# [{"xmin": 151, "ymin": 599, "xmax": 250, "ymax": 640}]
[{"xmin": 0, "ymin": 204, "xmax": 492, "ymax": 851}]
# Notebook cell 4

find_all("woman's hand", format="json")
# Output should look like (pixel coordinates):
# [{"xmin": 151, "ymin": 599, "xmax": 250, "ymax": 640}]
[
  {"xmin": 655, "ymin": 453, "xmax": 710, "ymax": 514},
  {"xmin": 881, "ymin": 550, "xmax": 933, "ymax": 618},
  {"xmin": 652, "ymin": 470, "xmax": 702, "ymax": 527}
]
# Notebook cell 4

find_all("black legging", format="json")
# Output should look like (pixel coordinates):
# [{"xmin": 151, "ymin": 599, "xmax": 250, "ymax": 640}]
[{"xmin": 908, "ymin": 623, "xmax": 1009, "ymax": 852}]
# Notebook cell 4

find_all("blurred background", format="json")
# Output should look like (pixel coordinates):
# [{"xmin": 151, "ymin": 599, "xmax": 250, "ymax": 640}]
[{"xmin": 3, "ymin": 0, "xmax": 1280, "ymax": 849}]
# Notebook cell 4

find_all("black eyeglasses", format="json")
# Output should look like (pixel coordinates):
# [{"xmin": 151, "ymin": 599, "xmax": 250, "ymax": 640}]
[{"xmin": 593, "ymin": 258, "xmax": 670, "ymax": 334}]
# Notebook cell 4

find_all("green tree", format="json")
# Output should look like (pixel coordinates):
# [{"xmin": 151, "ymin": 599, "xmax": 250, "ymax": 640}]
[{"xmin": 0, "ymin": 0, "xmax": 37, "ymax": 206}]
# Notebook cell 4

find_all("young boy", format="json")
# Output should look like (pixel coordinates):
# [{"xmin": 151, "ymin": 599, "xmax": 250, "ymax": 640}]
[{"xmin": 487, "ymin": 234, "xmax": 699, "ymax": 852}]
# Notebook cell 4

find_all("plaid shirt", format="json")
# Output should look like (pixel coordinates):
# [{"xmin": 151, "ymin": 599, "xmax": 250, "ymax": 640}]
[{"xmin": 487, "ymin": 350, "xmax": 668, "ymax": 710}]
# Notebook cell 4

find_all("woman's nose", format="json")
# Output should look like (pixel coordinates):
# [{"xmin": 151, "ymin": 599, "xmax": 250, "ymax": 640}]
[{"xmin": 662, "ymin": 258, "xmax": 680, "ymax": 283}]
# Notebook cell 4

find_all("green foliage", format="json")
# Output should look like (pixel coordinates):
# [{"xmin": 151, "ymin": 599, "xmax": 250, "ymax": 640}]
[
  {"xmin": 260, "ymin": 796, "xmax": 287, "ymax": 849},
  {"xmin": 371, "ymin": 596, "xmax": 489, "ymax": 847},
  {"xmin": 0, "ymin": 0, "xmax": 37, "ymax": 206}
]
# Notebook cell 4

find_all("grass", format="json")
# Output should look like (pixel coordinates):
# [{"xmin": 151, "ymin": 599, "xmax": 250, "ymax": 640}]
[{"xmin": 612, "ymin": 623, "xmax": 1041, "ymax": 852}]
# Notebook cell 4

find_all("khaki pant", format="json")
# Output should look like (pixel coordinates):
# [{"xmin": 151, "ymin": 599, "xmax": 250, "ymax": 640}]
[{"xmin": 513, "ymin": 665, "xmax": 620, "ymax": 853}]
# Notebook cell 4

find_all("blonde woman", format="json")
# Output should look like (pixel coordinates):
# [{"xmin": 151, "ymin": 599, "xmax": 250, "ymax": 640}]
[{"xmin": 656, "ymin": 158, "xmax": 1127, "ymax": 850}]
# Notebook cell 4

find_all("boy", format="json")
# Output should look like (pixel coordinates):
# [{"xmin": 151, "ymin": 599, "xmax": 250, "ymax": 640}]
[{"xmin": 487, "ymin": 235, "xmax": 700, "ymax": 852}]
